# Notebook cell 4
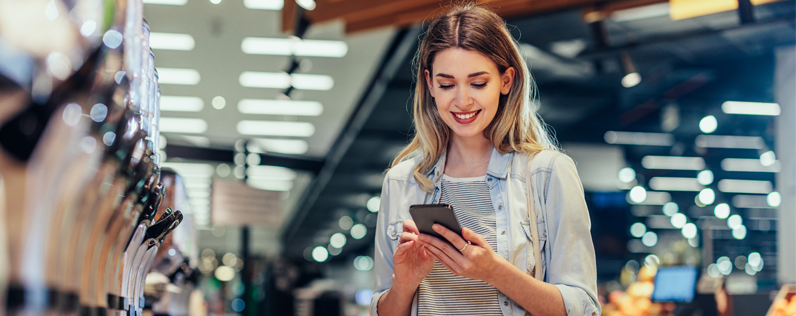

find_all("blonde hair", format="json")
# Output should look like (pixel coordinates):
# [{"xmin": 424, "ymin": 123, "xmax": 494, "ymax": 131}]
[{"xmin": 391, "ymin": 4, "xmax": 558, "ymax": 192}]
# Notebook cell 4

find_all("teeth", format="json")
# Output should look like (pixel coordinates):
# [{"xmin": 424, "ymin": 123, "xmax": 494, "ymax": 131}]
[{"xmin": 454, "ymin": 112, "xmax": 477, "ymax": 120}]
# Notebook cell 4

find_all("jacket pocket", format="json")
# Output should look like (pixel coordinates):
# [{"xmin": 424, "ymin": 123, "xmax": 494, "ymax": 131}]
[
  {"xmin": 387, "ymin": 220, "xmax": 405, "ymax": 241},
  {"xmin": 520, "ymin": 221, "xmax": 537, "ymax": 276}
]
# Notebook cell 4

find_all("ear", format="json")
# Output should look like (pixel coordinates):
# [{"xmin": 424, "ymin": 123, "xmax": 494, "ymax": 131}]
[
  {"xmin": 500, "ymin": 67, "xmax": 516, "ymax": 95},
  {"xmin": 424, "ymin": 69, "xmax": 435, "ymax": 98}
]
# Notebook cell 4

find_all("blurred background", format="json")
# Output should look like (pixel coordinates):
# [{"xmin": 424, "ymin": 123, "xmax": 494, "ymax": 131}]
[{"xmin": 0, "ymin": 0, "xmax": 795, "ymax": 315}]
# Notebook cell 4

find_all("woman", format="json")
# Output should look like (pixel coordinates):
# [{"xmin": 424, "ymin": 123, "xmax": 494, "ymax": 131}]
[{"xmin": 370, "ymin": 4, "xmax": 600, "ymax": 316}]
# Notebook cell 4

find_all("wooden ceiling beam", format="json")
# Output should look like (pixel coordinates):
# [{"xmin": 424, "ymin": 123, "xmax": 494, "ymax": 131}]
[{"xmin": 286, "ymin": 0, "xmax": 673, "ymax": 34}]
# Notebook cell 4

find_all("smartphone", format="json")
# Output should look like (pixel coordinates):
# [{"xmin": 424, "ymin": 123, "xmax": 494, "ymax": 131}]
[{"xmin": 409, "ymin": 204, "xmax": 463, "ymax": 246}]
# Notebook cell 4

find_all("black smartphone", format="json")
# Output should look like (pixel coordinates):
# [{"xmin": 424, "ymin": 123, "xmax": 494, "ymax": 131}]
[{"xmin": 409, "ymin": 204, "xmax": 463, "ymax": 246}]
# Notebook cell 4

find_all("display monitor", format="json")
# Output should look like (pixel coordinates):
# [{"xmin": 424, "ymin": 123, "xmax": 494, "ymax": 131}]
[{"xmin": 651, "ymin": 266, "xmax": 699, "ymax": 303}]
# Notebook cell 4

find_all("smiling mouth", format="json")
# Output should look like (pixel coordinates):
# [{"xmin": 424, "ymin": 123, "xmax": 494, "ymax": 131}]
[{"xmin": 451, "ymin": 110, "xmax": 481, "ymax": 123}]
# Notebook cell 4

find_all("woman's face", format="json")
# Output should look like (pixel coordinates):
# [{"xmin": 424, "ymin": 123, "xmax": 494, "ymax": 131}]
[{"xmin": 425, "ymin": 48, "xmax": 515, "ymax": 141}]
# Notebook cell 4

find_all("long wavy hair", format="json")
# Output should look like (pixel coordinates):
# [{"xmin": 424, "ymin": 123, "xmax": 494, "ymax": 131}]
[{"xmin": 391, "ymin": 4, "xmax": 558, "ymax": 192}]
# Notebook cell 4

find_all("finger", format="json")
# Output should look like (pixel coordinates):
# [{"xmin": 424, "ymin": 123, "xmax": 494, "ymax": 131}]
[
  {"xmin": 399, "ymin": 231, "xmax": 419, "ymax": 244},
  {"xmin": 422, "ymin": 244, "xmax": 461, "ymax": 274},
  {"xmin": 419, "ymin": 233, "xmax": 466, "ymax": 262},
  {"xmin": 432, "ymin": 224, "xmax": 469, "ymax": 253},
  {"xmin": 462, "ymin": 227, "xmax": 489, "ymax": 249},
  {"xmin": 403, "ymin": 219, "xmax": 420, "ymax": 235}
]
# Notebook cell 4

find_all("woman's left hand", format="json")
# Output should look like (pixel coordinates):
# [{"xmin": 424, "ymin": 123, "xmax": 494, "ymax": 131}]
[{"xmin": 417, "ymin": 224, "xmax": 506, "ymax": 283}]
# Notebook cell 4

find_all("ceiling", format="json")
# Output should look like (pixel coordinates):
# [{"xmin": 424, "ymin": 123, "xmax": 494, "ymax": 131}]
[
  {"xmin": 144, "ymin": 0, "xmax": 396, "ymax": 158},
  {"xmin": 279, "ymin": 0, "xmax": 795, "ymax": 279}
]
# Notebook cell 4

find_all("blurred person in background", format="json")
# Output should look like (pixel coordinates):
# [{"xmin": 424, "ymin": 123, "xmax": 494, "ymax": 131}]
[{"xmin": 371, "ymin": 4, "xmax": 599, "ymax": 316}]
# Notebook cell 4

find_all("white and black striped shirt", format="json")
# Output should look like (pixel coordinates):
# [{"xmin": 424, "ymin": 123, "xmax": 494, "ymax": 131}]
[{"xmin": 417, "ymin": 175, "xmax": 502, "ymax": 316}]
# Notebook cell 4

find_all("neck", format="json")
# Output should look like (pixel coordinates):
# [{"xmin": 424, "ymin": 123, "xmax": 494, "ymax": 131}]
[{"xmin": 447, "ymin": 133, "xmax": 493, "ymax": 166}]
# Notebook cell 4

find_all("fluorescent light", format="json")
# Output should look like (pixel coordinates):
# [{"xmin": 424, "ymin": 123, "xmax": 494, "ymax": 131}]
[
  {"xmin": 161, "ymin": 162, "xmax": 214, "ymax": 177},
  {"xmin": 247, "ymin": 165, "xmax": 297, "ymax": 180},
  {"xmin": 604, "ymin": 131, "xmax": 673, "ymax": 146},
  {"xmin": 236, "ymin": 120, "xmax": 314, "ymax": 137},
  {"xmin": 143, "ymin": 0, "xmax": 188, "ymax": 5},
  {"xmin": 249, "ymin": 138, "xmax": 309, "ymax": 155},
  {"xmin": 157, "ymin": 68, "xmax": 201, "ymax": 85},
  {"xmin": 149, "ymin": 32, "xmax": 195, "ymax": 51},
  {"xmin": 239, "ymin": 72, "xmax": 290, "ymax": 89},
  {"xmin": 292, "ymin": 74, "xmax": 334, "ymax": 90},
  {"xmin": 243, "ymin": 0, "xmax": 283, "ymax": 10},
  {"xmin": 627, "ymin": 191, "xmax": 671, "ymax": 205},
  {"xmin": 649, "ymin": 177, "xmax": 703, "ymax": 191},
  {"xmin": 611, "ymin": 2, "xmax": 670, "ymax": 22},
  {"xmin": 732, "ymin": 195, "xmax": 772, "ymax": 208},
  {"xmin": 238, "ymin": 99, "xmax": 323, "ymax": 116},
  {"xmin": 718, "ymin": 179, "xmax": 773, "ymax": 194},
  {"xmin": 722, "ymin": 101, "xmax": 781, "ymax": 116},
  {"xmin": 641, "ymin": 156, "xmax": 705, "ymax": 170},
  {"xmin": 246, "ymin": 179, "xmax": 293, "ymax": 191},
  {"xmin": 160, "ymin": 96, "xmax": 204, "ymax": 112},
  {"xmin": 180, "ymin": 135, "xmax": 211, "ymax": 147},
  {"xmin": 160, "ymin": 117, "xmax": 208, "ymax": 134},
  {"xmin": 695, "ymin": 135, "xmax": 765, "ymax": 149},
  {"xmin": 241, "ymin": 37, "xmax": 348, "ymax": 58},
  {"xmin": 238, "ymin": 72, "xmax": 334, "ymax": 90},
  {"xmin": 721, "ymin": 158, "xmax": 781, "ymax": 173}
]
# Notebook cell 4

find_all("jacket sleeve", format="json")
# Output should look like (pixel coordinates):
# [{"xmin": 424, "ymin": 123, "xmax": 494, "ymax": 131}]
[
  {"xmin": 370, "ymin": 175, "xmax": 394, "ymax": 316},
  {"xmin": 544, "ymin": 154, "xmax": 601, "ymax": 316}
]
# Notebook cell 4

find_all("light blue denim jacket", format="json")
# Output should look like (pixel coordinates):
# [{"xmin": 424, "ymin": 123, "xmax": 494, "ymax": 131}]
[{"xmin": 370, "ymin": 148, "xmax": 601, "ymax": 316}]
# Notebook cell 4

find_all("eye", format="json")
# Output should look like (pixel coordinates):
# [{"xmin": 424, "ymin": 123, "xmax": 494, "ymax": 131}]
[
  {"xmin": 472, "ymin": 83, "xmax": 487, "ymax": 88},
  {"xmin": 438, "ymin": 84, "xmax": 454, "ymax": 90}
]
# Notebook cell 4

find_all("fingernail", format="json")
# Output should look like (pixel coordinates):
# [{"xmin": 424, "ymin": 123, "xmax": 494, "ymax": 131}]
[{"xmin": 432, "ymin": 224, "xmax": 440, "ymax": 230}]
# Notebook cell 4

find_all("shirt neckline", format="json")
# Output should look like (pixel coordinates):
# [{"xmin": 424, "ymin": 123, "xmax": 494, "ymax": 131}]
[{"xmin": 442, "ymin": 174, "xmax": 486, "ymax": 183}]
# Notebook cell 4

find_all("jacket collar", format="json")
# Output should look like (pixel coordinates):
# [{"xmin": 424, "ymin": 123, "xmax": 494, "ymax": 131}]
[{"xmin": 426, "ymin": 146, "xmax": 515, "ymax": 180}]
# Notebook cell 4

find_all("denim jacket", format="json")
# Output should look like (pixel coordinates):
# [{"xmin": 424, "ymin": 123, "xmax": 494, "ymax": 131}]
[{"xmin": 370, "ymin": 148, "xmax": 601, "ymax": 316}]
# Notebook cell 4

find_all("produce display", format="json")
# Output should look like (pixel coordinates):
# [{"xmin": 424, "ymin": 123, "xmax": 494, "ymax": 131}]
[
  {"xmin": 769, "ymin": 285, "xmax": 796, "ymax": 316},
  {"xmin": 601, "ymin": 266, "xmax": 675, "ymax": 316}
]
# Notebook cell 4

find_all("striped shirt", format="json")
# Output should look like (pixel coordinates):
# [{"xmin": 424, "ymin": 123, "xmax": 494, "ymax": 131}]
[{"xmin": 417, "ymin": 175, "xmax": 502, "ymax": 316}]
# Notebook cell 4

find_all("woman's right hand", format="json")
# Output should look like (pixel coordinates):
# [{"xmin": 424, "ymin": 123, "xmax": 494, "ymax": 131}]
[{"xmin": 392, "ymin": 219, "xmax": 435, "ymax": 289}]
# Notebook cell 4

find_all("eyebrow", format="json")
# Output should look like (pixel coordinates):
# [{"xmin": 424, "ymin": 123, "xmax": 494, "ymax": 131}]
[{"xmin": 435, "ymin": 71, "xmax": 489, "ymax": 78}]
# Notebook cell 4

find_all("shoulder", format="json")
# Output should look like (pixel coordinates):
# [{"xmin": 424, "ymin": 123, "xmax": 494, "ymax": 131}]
[
  {"xmin": 513, "ymin": 150, "xmax": 574, "ymax": 173},
  {"xmin": 384, "ymin": 155, "xmax": 422, "ymax": 183}
]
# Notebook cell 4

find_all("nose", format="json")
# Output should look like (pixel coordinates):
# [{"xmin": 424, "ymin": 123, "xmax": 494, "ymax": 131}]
[{"xmin": 453, "ymin": 86, "xmax": 473, "ymax": 109}]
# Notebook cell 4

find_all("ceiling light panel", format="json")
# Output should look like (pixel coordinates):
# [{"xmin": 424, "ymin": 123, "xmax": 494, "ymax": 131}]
[
  {"xmin": 241, "ymin": 37, "xmax": 348, "ymax": 58},
  {"xmin": 695, "ymin": 135, "xmax": 765, "ymax": 149},
  {"xmin": 249, "ymin": 138, "xmax": 309, "ymax": 155},
  {"xmin": 611, "ymin": 2, "xmax": 670, "ymax": 22},
  {"xmin": 160, "ymin": 117, "xmax": 208, "ymax": 134},
  {"xmin": 236, "ymin": 120, "xmax": 315, "ymax": 137},
  {"xmin": 149, "ymin": 32, "xmax": 195, "ymax": 51},
  {"xmin": 641, "ymin": 156, "xmax": 705, "ymax": 170},
  {"xmin": 239, "ymin": 72, "xmax": 334, "ymax": 90},
  {"xmin": 157, "ymin": 68, "xmax": 201, "ymax": 85},
  {"xmin": 718, "ymin": 179, "xmax": 773, "ymax": 194},
  {"xmin": 143, "ymin": 0, "xmax": 188, "ymax": 5},
  {"xmin": 239, "ymin": 71, "xmax": 290, "ymax": 89},
  {"xmin": 649, "ymin": 177, "xmax": 703, "ymax": 191},
  {"xmin": 291, "ymin": 74, "xmax": 334, "ymax": 90},
  {"xmin": 246, "ymin": 179, "xmax": 293, "ymax": 191},
  {"xmin": 160, "ymin": 162, "xmax": 215, "ymax": 177},
  {"xmin": 722, "ymin": 101, "xmax": 781, "ymax": 116},
  {"xmin": 247, "ymin": 165, "xmax": 297, "ymax": 180},
  {"xmin": 238, "ymin": 99, "xmax": 323, "ymax": 116},
  {"xmin": 721, "ymin": 158, "xmax": 781, "ymax": 173},
  {"xmin": 160, "ymin": 96, "xmax": 204, "ymax": 112},
  {"xmin": 243, "ymin": 0, "xmax": 283, "ymax": 10},
  {"xmin": 604, "ymin": 131, "xmax": 674, "ymax": 146}
]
